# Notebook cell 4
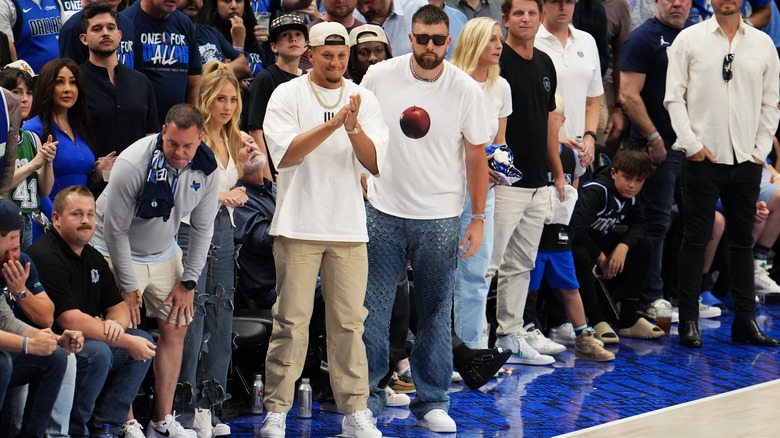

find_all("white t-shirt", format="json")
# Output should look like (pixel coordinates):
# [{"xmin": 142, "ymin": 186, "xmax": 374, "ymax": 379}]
[
  {"xmin": 535, "ymin": 24, "xmax": 603, "ymax": 174},
  {"xmin": 361, "ymin": 54, "xmax": 492, "ymax": 219},
  {"xmin": 479, "ymin": 76, "xmax": 513, "ymax": 144},
  {"xmin": 263, "ymin": 75, "xmax": 389, "ymax": 242}
]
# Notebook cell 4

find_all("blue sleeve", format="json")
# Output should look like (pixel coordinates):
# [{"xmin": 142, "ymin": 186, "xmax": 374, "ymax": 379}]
[
  {"xmin": 59, "ymin": 11, "xmax": 88, "ymax": 64},
  {"xmin": 749, "ymin": 0, "xmax": 771, "ymax": 8},
  {"xmin": 219, "ymin": 31, "xmax": 241, "ymax": 60}
]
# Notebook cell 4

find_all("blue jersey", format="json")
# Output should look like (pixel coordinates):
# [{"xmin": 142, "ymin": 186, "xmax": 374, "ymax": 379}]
[
  {"xmin": 11, "ymin": 0, "xmax": 63, "ymax": 73},
  {"xmin": 121, "ymin": 1, "xmax": 201, "ymax": 125}
]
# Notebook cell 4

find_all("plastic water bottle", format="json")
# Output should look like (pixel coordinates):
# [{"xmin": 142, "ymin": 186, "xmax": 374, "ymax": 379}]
[
  {"xmin": 99, "ymin": 424, "xmax": 113, "ymax": 438},
  {"xmin": 297, "ymin": 378, "xmax": 312, "ymax": 418},
  {"xmin": 251, "ymin": 373, "xmax": 264, "ymax": 414}
]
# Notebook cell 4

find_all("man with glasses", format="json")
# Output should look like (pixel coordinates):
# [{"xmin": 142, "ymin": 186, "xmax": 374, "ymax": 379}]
[
  {"xmin": 360, "ymin": 4, "xmax": 490, "ymax": 433},
  {"xmin": 664, "ymin": 0, "xmax": 780, "ymax": 348}
]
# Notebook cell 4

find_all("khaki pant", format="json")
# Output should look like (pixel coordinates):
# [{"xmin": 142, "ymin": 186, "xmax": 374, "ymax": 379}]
[
  {"xmin": 487, "ymin": 185, "xmax": 550, "ymax": 336},
  {"xmin": 264, "ymin": 236, "xmax": 370, "ymax": 414}
]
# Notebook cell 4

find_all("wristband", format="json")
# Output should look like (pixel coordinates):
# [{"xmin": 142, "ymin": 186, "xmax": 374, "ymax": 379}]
[
  {"xmin": 584, "ymin": 131, "xmax": 597, "ymax": 141},
  {"xmin": 22, "ymin": 337, "xmax": 28, "ymax": 354},
  {"xmin": 471, "ymin": 213, "xmax": 486, "ymax": 221},
  {"xmin": 646, "ymin": 131, "xmax": 661, "ymax": 142},
  {"xmin": 233, "ymin": 46, "xmax": 245, "ymax": 53}
]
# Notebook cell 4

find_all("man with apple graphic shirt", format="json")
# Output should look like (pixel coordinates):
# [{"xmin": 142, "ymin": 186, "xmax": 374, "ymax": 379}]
[{"xmin": 359, "ymin": 4, "xmax": 491, "ymax": 433}]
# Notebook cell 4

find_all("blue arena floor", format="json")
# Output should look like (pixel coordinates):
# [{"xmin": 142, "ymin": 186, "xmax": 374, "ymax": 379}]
[{"xmin": 221, "ymin": 303, "xmax": 780, "ymax": 437}]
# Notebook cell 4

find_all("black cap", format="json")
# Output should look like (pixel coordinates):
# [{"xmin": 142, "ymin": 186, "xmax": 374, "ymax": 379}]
[
  {"xmin": 270, "ymin": 14, "xmax": 308, "ymax": 43},
  {"xmin": 0, "ymin": 199, "xmax": 23, "ymax": 232}
]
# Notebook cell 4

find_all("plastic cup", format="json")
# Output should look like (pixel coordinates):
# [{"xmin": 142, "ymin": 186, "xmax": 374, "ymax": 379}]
[
  {"xmin": 656, "ymin": 306, "xmax": 672, "ymax": 334},
  {"xmin": 254, "ymin": 11, "xmax": 271, "ymax": 40}
]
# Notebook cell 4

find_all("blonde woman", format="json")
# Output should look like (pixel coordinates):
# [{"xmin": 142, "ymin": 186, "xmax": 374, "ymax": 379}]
[
  {"xmin": 449, "ymin": 18, "xmax": 513, "ymax": 355},
  {"xmin": 177, "ymin": 60, "xmax": 247, "ymax": 437}
]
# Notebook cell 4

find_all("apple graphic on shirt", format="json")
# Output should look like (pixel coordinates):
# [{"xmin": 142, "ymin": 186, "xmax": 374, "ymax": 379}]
[{"xmin": 400, "ymin": 106, "xmax": 431, "ymax": 139}]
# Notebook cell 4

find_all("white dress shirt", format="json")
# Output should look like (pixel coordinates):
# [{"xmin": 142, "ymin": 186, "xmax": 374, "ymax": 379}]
[{"xmin": 664, "ymin": 17, "xmax": 780, "ymax": 163}]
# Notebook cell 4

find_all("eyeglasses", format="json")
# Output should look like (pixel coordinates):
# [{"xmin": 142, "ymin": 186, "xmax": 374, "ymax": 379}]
[
  {"xmin": 413, "ymin": 34, "xmax": 448, "ymax": 46},
  {"xmin": 722, "ymin": 53, "xmax": 734, "ymax": 82}
]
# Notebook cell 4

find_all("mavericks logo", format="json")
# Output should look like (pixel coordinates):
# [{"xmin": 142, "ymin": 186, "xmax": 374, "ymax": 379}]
[{"xmin": 543, "ymin": 77, "xmax": 551, "ymax": 92}]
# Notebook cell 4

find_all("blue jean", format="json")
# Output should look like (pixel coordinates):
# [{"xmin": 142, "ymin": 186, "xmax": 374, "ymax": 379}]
[
  {"xmin": 638, "ymin": 148, "xmax": 683, "ymax": 303},
  {"xmin": 363, "ymin": 203, "xmax": 458, "ymax": 419},
  {"xmin": 454, "ymin": 185, "xmax": 495, "ymax": 348},
  {"xmin": 47, "ymin": 353, "xmax": 76, "ymax": 437},
  {"xmin": 70, "ymin": 329, "xmax": 154, "ymax": 438},
  {"xmin": 0, "ymin": 346, "xmax": 68, "ymax": 438},
  {"xmin": 177, "ymin": 209, "xmax": 235, "ymax": 427}
]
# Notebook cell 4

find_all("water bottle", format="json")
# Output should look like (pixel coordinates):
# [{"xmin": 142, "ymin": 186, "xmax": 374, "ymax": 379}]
[
  {"xmin": 297, "ymin": 378, "xmax": 312, "ymax": 418},
  {"xmin": 99, "ymin": 424, "xmax": 113, "ymax": 438},
  {"xmin": 251, "ymin": 373, "xmax": 264, "ymax": 414}
]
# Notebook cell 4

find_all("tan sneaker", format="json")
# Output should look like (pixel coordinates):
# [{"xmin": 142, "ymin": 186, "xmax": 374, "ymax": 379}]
[
  {"xmin": 389, "ymin": 372, "xmax": 416, "ymax": 394},
  {"xmin": 574, "ymin": 331, "xmax": 615, "ymax": 362}
]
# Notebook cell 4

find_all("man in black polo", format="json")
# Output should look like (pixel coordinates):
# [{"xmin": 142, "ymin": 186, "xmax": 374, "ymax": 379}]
[
  {"xmin": 27, "ymin": 186, "xmax": 156, "ymax": 438},
  {"xmin": 79, "ymin": 1, "xmax": 159, "ymax": 193}
]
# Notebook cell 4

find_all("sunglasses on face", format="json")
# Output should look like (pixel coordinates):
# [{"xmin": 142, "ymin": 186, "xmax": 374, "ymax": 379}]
[
  {"xmin": 722, "ymin": 53, "xmax": 734, "ymax": 82},
  {"xmin": 413, "ymin": 34, "xmax": 448, "ymax": 46}
]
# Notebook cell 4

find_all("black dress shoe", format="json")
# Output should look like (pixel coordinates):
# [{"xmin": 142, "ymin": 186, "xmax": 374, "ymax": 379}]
[
  {"xmin": 732, "ymin": 319, "xmax": 780, "ymax": 346},
  {"xmin": 453, "ymin": 345, "xmax": 512, "ymax": 390},
  {"xmin": 679, "ymin": 320, "xmax": 702, "ymax": 348}
]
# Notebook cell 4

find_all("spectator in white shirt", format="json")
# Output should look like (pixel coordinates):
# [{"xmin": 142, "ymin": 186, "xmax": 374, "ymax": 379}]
[{"xmin": 663, "ymin": 0, "xmax": 780, "ymax": 349}]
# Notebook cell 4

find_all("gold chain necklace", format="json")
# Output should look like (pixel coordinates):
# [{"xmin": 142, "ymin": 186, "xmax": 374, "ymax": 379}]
[{"xmin": 308, "ymin": 74, "xmax": 344, "ymax": 110}]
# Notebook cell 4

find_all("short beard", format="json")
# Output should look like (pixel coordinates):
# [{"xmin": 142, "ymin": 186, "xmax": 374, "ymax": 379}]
[
  {"xmin": 325, "ymin": 75, "xmax": 342, "ymax": 84},
  {"xmin": 414, "ymin": 51, "xmax": 444, "ymax": 70},
  {"xmin": 91, "ymin": 47, "xmax": 117, "ymax": 58}
]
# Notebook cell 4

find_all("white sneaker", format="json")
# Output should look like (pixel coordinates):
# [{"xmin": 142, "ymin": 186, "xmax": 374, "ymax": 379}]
[
  {"xmin": 548, "ymin": 323, "xmax": 576, "ymax": 345},
  {"xmin": 212, "ymin": 422, "xmax": 230, "ymax": 437},
  {"xmin": 192, "ymin": 409, "xmax": 213, "ymax": 438},
  {"xmin": 259, "ymin": 412, "xmax": 286, "ymax": 438},
  {"xmin": 698, "ymin": 297, "xmax": 722, "ymax": 319},
  {"xmin": 416, "ymin": 409, "xmax": 456, "ymax": 433},
  {"xmin": 120, "ymin": 419, "xmax": 145, "ymax": 438},
  {"xmin": 755, "ymin": 264, "xmax": 780, "ymax": 295},
  {"xmin": 146, "ymin": 413, "xmax": 197, "ymax": 438},
  {"xmin": 451, "ymin": 371, "xmax": 462, "ymax": 382},
  {"xmin": 525, "ymin": 328, "xmax": 565, "ymax": 354},
  {"xmin": 342, "ymin": 410, "xmax": 381, "ymax": 438},
  {"xmin": 496, "ymin": 334, "xmax": 554, "ymax": 366},
  {"xmin": 384, "ymin": 386, "xmax": 410, "ymax": 407},
  {"xmin": 641, "ymin": 299, "xmax": 680, "ymax": 323}
]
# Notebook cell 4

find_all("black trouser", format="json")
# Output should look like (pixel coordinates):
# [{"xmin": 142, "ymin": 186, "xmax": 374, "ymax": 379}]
[
  {"xmin": 678, "ymin": 159, "xmax": 761, "ymax": 322},
  {"xmin": 572, "ymin": 234, "xmax": 652, "ymax": 328}
]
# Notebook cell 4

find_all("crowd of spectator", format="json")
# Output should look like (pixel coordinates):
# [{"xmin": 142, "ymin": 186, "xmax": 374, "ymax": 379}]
[{"xmin": 1, "ymin": 0, "xmax": 780, "ymax": 437}]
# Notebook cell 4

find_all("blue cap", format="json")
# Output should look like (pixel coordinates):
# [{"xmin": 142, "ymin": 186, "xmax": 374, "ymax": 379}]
[{"xmin": 0, "ymin": 199, "xmax": 22, "ymax": 231}]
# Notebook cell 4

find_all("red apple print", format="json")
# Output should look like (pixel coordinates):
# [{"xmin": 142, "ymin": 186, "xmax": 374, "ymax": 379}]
[{"xmin": 400, "ymin": 106, "xmax": 431, "ymax": 139}]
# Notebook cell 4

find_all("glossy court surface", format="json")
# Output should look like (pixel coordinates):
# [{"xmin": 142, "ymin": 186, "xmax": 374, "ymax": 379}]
[{"xmin": 223, "ymin": 304, "xmax": 780, "ymax": 437}]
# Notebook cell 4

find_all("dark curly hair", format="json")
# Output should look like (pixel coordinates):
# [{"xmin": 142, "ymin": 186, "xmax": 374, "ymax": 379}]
[{"xmin": 29, "ymin": 58, "xmax": 93, "ymax": 151}]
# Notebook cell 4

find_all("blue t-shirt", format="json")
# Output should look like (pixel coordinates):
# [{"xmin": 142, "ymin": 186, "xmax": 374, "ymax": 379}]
[
  {"xmin": 443, "ymin": 5, "xmax": 467, "ymax": 60},
  {"xmin": 60, "ymin": 10, "xmax": 137, "ymax": 67},
  {"xmin": 121, "ymin": 2, "xmax": 202, "ymax": 125},
  {"xmin": 12, "ymin": 0, "xmax": 63, "ymax": 73},
  {"xmin": 620, "ymin": 17, "xmax": 692, "ymax": 148},
  {"xmin": 195, "ymin": 23, "xmax": 241, "ymax": 65},
  {"xmin": 2, "ymin": 252, "xmax": 46, "ymax": 322}
]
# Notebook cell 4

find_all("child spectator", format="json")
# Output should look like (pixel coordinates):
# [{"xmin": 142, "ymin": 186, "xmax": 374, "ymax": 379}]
[
  {"xmin": 570, "ymin": 147, "xmax": 663, "ymax": 344},
  {"xmin": 524, "ymin": 93, "xmax": 614, "ymax": 362}
]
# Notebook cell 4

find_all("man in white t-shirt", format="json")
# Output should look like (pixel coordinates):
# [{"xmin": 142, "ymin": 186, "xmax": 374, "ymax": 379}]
[
  {"xmin": 360, "ymin": 5, "xmax": 491, "ymax": 433},
  {"xmin": 534, "ymin": 0, "xmax": 603, "ymax": 176},
  {"xmin": 260, "ymin": 21, "xmax": 388, "ymax": 438}
]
